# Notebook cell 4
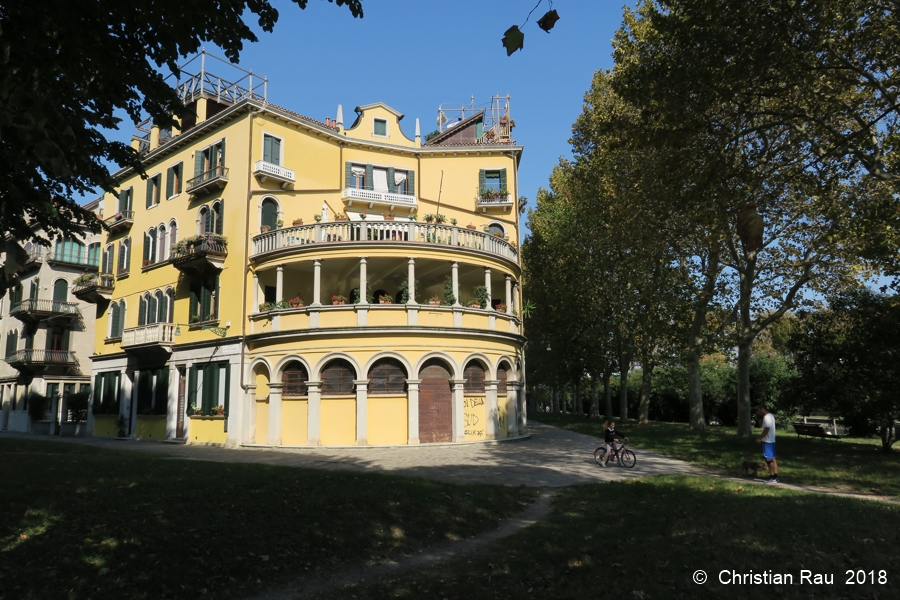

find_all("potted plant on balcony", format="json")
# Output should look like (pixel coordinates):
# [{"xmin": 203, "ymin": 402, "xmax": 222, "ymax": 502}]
[
  {"xmin": 113, "ymin": 212, "xmax": 123, "ymax": 221},
  {"xmin": 314, "ymin": 213, "xmax": 322, "ymax": 223},
  {"xmin": 275, "ymin": 219, "xmax": 284, "ymax": 229},
  {"xmin": 258, "ymin": 302, "xmax": 275, "ymax": 312},
  {"xmin": 275, "ymin": 299, "xmax": 290, "ymax": 309},
  {"xmin": 292, "ymin": 218, "xmax": 304, "ymax": 226},
  {"xmin": 495, "ymin": 302, "xmax": 508, "ymax": 313},
  {"xmin": 450, "ymin": 218, "xmax": 458, "ymax": 226},
  {"xmin": 435, "ymin": 214, "xmax": 447, "ymax": 224},
  {"xmin": 474, "ymin": 285, "xmax": 489, "ymax": 309},
  {"xmin": 428, "ymin": 295, "xmax": 441, "ymax": 306},
  {"xmin": 142, "ymin": 259, "xmax": 151, "ymax": 267},
  {"xmin": 467, "ymin": 298, "xmax": 481, "ymax": 309},
  {"xmin": 423, "ymin": 213, "xmax": 435, "ymax": 223},
  {"xmin": 379, "ymin": 294, "xmax": 393, "ymax": 304},
  {"xmin": 211, "ymin": 405, "xmax": 225, "ymax": 416},
  {"xmin": 73, "ymin": 273, "xmax": 92, "ymax": 286},
  {"xmin": 190, "ymin": 406, "xmax": 204, "ymax": 417},
  {"xmin": 331, "ymin": 294, "xmax": 347, "ymax": 305},
  {"xmin": 260, "ymin": 225, "xmax": 271, "ymax": 233},
  {"xmin": 466, "ymin": 223, "xmax": 477, "ymax": 230},
  {"xmin": 334, "ymin": 212, "xmax": 349, "ymax": 222},
  {"xmin": 383, "ymin": 211, "xmax": 395, "ymax": 221},
  {"xmin": 289, "ymin": 296, "xmax": 304, "ymax": 308},
  {"xmin": 359, "ymin": 211, "xmax": 368, "ymax": 220}
]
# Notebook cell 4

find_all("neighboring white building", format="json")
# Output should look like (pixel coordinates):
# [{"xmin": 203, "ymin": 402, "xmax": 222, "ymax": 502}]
[{"xmin": 0, "ymin": 199, "xmax": 103, "ymax": 435}]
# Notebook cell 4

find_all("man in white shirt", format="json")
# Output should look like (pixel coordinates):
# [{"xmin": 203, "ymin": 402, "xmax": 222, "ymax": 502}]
[{"xmin": 755, "ymin": 404, "xmax": 779, "ymax": 484}]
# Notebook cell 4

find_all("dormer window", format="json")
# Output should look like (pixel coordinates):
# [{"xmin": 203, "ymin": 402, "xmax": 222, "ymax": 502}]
[{"xmin": 373, "ymin": 118, "xmax": 387, "ymax": 137}]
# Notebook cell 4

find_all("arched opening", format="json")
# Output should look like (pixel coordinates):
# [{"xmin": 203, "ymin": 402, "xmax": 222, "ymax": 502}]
[
  {"xmin": 155, "ymin": 290, "xmax": 166, "ymax": 323},
  {"xmin": 418, "ymin": 358, "xmax": 452, "ymax": 443},
  {"xmin": 157, "ymin": 224, "xmax": 167, "ymax": 260},
  {"xmin": 368, "ymin": 358, "xmax": 407, "ymax": 395},
  {"xmin": 260, "ymin": 198, "xmax": 278, "ymax": 231},
  {"xmin": 252, "ymin": 362, "xmax": 271, "ymax": 444},
  {"xmin": 463, "ymin": 360, "xmax": 486, "ymax": 394},
  {"xmin": 212, "ymin": 201, "xmax": 223, "ymax": 234},
  {"xmin": 55, "ymin": 237, "xmax": 85, "ymax": 264},
  {"xmin": 102, "ymin": 245, "xmax": 114, "ymax": 274},
  {"xmin": 118, "ymin": 238, "xmax": 131, "ymax": 274},
  {"xmin": 496, "ymin": 360, "xmax": 511, "ymax": 437},
  {"xmin": 497, "ymin": 361, "xmax": 510, "ymax": 395},
  {"xmin": 87, "ymin": 242, "xmax": 101, "ymax": 268},
  {"xmin": 282, "ymin": 361, "xmax": 309, "ymax": 398},
  {"xmin": 52, "ymin": 279, "xmax": 68, "ymax": 302},
  {"xmin": 166, "ymin": 288, "xmax": 175, "ymax": 322},
  {"xmin": 321, "ymin": 359, "xmax": 356, "ymax": 396},
  {"xmin": 144, "ymin": 228, "xmax": 157, "ymax": 265},
  {"xmin": 198, "ymin": 206, "xmax": 209, "ymax": 234},
  {"xmin": 169, "ymin": 220, "xmax": 178, "ymax": 250},
  {"xmin": 486, "ymin": 222, "xmax": 505, "ymax": 237}
]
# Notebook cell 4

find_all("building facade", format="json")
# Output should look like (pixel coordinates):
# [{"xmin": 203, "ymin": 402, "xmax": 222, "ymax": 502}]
[
  {"xmin": 87, "ymin": 55, "xmax": 526, "ymax": 446},
  {"xmin": 1, "ymin": 200, "xmax": 102, "ymax": 435}
]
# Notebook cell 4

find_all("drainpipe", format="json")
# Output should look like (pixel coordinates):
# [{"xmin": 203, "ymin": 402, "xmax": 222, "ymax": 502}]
[{"xmin": 240, "ymin": 105, "xmax": 257, "ymax": 402}]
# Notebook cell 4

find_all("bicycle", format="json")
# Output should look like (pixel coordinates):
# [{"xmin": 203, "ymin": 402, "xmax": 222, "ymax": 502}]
[{"xmin": 594, "ymin": 438, "xmax": 636, "ymax": 468}]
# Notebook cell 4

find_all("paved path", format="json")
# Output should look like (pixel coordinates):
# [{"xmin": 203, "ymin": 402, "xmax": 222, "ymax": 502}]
[{"xmin": 1, "ymin": 422, "xmax": 695, "ymax": 487}]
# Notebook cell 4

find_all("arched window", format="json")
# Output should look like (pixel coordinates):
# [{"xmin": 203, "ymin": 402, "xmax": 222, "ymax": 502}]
[
  {"xmin": 118, "ymin": 238, "xmax": 131, "ymax": 274},
  {"xmin": 54, "ymin": 237, "xmax": 85, "ymax": 264},
  {"xmin": 144, "ymin": 228, "xmax": 157, "ymax": 265},
  {"xmin": 109, "ymin": 302, "xmax": 121, "ymax": 338},
  {"xmin": 368, "ymin": 358, "xmax": 407, "ymax": 395},
  {"xmin": 87, "ymin": 242, "xmax": 101, "ymax": 268},
  {"xmin": 29, "ymin": 278, "xmax": 40, "ymax": 300},
  {"xmin": 139, "ymin": 293, "xmax": 157, "ymax": 326},
  {"xmin": 118, "ymin": 300, "xmax": 126, "ymax": 337},
  {"xmin": 261, "ymin": 198, "xmax": 278, "ymax": 231},
  {"xmin": 198, "ymin": 206, "xmax": 209, "ymax": 234},
  {"xmin": 157, "ymin": 224, "xmax": 168, "ymax": 261},
  {"xmin": 166, "ymin": 288, "xmax": 175, "ymax": 323},
  {"xmin": 487, "ymin": 222, "xmax": 505, "ymax": 237},
  {"xmin": 169, "ymin": 220, "xmax": 178, "ymax": 249},
  {"xmin": 102, "ymin": 245, "xmax": 114, "ymax": 274},
  {"xmin": 321, "ymin": 359, "xmax": 355, "ymax": 396},
  {"xmin": 463, "ymin": 361, "xmax": 486, "ymax": 394},
  {"xmin": 52, "ymin": 279, "xmax": 68, "ymax": 302},
  {"xmin": 212, "ymin": 200, "xmax": 223, "ymax": 234},
  {"xmin": 155, "ymin": 290, "xmax": 166, "ymax": 323},
  {"xmin": 497, "ymin": 362, "xmax": 510, "ymax": 395},
  {"xmin": 282, "ymin": 361, "xmax": 309, "ymax": 397}
]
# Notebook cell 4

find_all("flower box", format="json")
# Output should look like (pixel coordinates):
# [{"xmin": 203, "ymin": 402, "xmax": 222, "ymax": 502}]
[
  {"xmin": 466, "ymin": 224, "xmax": 477, "ymax": 230},
  {"xmin": 333, "ymin": 300, "xmax": 345, "ymax": 305},
  {"xmin": 428, "ymin": 300, "xmax": 441, "ymax": 306},
  {"xmin": 292, "ymin": 219, "xmax": 304, "ymax": 226},
  {"xmin": 380, "ymin": 299, "xmax": 392, "ymax": 304}
]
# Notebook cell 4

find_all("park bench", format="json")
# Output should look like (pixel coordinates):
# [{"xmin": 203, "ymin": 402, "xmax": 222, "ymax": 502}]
[{"xmin": 792, "ymin": 422, "xmax": 845, "ymax": 441}]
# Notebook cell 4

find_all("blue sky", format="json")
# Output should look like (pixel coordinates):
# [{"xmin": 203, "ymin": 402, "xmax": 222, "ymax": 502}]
[{"xmin": 98, "ymin": 0, "xmax": 627, "ymax": 228}]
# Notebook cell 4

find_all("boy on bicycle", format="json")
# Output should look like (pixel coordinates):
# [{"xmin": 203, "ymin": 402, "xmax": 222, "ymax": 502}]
[{"xmin": 602, "ymin": 420, "xmax": 627, "ymax": 467}]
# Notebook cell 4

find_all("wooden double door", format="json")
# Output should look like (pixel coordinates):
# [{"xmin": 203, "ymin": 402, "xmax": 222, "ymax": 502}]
[{"xmin": 418, "ymin": 360, "xmax": 452, "ymax": 443}]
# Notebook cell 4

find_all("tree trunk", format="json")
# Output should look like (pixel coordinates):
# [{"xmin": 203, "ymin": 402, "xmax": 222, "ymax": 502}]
[
  {"xmin": 619, "ymin": 365, "xmax": 631, "ymax": 421},
  {"xmin": 590, "ymin": 375, "xmax": 600, "ymax": 418},
  {"xmin": 880, "ymin": 419, "xmax": 896, "ymax": 452},
  {"xmin": 551, "ymin": 387, "xmax": 558, "ymax": 414},
  {"xmin": 687, "ymin": 248, "xmax": 720, "ymax": 431},
  {"xmin": 603, "ymin": 372, "xmax": 612, "ymax": 418},
  {"xmin": 687, "ymin": 354, "xmax": 706, "ymax": 431},
  {"xmin": 638, "ymin": 364, "xmax": 653, "ymax": 424},
  {"xmin": 574, "ymin": 381, "xmax": 582, "ymax": 416},
  {"xmin": 560, "ymin": 385, "xmax": 567, "ymax": 414},
  {"xmin": 736, "ymin": 339, "xmax": 753, "ymax": 437}
]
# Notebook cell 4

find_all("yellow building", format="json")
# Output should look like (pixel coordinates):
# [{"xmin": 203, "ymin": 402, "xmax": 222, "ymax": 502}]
[{"xmin": 87, "ymin": 53, "xmax": 526, "ymax": 446}]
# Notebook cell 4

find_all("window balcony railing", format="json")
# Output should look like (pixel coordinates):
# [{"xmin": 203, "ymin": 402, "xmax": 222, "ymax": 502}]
[
  {"xmin": 253, "ymin": 160, "xmax": 295, "ymax": 188},
  {"xmin": 476, "ymin": 194, "xmax": 514, "ymax": 212},
  {"xmin": 122, "ymin": 323, "xmax": 177, "ymax": 349},
  {"xmin": 72, "ymin": 273, "xmax": 115, "ymax": 302},
  {"xmin": 10, "ymin": 299, "xmax": 81, "ymax": 322},
  {"xmin": 104, "ymin": 210, "xmax": 134, "ymax": 234},
  {"xmin": 47, "ymin": 253, "xmax": 100, "ymax": 270},
  {"xmin": 252, "ymin": 222, "xmax": 518, "ymax": 262},
  {"xmin": 171, "ymin": 235, "xmax": 228, "ymax": 272},
  {"xmin": 186, "ymin": 166, "xmax": 229, "ymax": 195},
  {"xmin": 341, "ymin": 188, "xmax": 418, "ymax": 210},
  {"xmin": 5, "ymin": 349, "xmax": 78, "ymax": 370}
]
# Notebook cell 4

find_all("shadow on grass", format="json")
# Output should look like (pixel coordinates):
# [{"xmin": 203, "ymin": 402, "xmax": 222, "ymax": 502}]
[
  {"xmin": 316, "ymin": 475, "xmax": 900, "ymax": 600},
  {"xmin": 530, "ymin": 413, "xmax": 900, "ymax": 497},
  {"xmin": 0, "ymin": 438, "xmax": 534, "ymax": 600}
]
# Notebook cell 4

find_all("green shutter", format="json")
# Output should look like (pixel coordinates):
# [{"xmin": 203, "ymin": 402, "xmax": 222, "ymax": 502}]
[
  {"xmin": 118, "ymin": 302, "xmax": 126, "ymax": 337},
  {"xmin": 215, "ymin": 203, "xmax": 223, "ymax": 235},
  {"xmin": 263, "ymin": 135, "xmax": 272, "ymax": 164},
  {"xmin": 61, "ymin": 328, "xmax": 70, "ymax": 351},
  {"xmin": 365, "ymin": 164, "xmax": 373, "ymax": 190},
  {"xmin": 272, "ymin": 137, "xmax": 280, "ymax": 166},
  {"xmin": 479, "ymin": 169, "xmax": 486, "ymax": 191},
  {"xmin": 146, "ymin": 178, "xmax": 153, "ymax": 208},
  {"xmin": 218, "ymin": 138, "xmax": 225, "ymax": 166},
  {"xmin": 476, "ymin": 122, "xmax": 483, "ymax": 139},
  {"xmin": 214, "ymin": 275, "xmax": 220, "ymax": 319},
  {"xmin": 127, "ymin": 189, "xmax": 133, "ymax": 211},
  {"xmin": 408, "ymin": 171, "xmax": 415, "ymax": 196},
  {"xmin": 138, "ymin": 370, "xmax": 153, "ymax": 414},
  {"xmin": 190, "ymin": 281, "xmax": 199, "ymax": 320},
  {"xmin": 175, "ymin": 163, "xmax": 182, "ymax": 193},
  {"xmin": 387, "ymin": 167, "xmax": 395, "ymax": 193},
  {"xmin": 156, "ymin": 368, "xmax": 169, "ymax": 416},
  {"xmin": 202, "ymin": 363, "xmax": 219, "ymax": 413},
  {"xmin": 499, "ymin": 168, "xmax": 507, "ymax": 190},
  {"xmin": 201, "ymin": 281, "xmax": 211, "ymax": 320},
  {"xmin": 345, "ymin": 162, "xmax": 353, "ymax": 188},
  {"xmin": 119, "ymin": 190, "xmax": 128, "ymax": 213},
  {"xmin": 166, "ymin": 167, "xmax": 174, "ymax": 199},
  {"xmin": 188, "ymin": 366, "xmax": 198, "ymax": 412},
  {"xmin": 110, "ymin": 303, "xmax": 120, "ymax": 338},
  {"xmin": 222, "ymin": 362, "xmax": 231, "ymax": 417},
  {"xmin": 194, "ymin": 149, "xmax": 205, "ymax": 178},
  {"xmin": 142, "ymin": 234, "xmax": 150, "ymax": 262},
  {"xmin": 93, "ymin": 373, "xmax": 102, "ymax": 409}
]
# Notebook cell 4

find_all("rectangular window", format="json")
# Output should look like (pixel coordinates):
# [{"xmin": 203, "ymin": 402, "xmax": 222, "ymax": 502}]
[
  {"xmin": 146, "ymin": 174, "xmax": 161, "ymax": 208},
  {"xmin": 263, "ymin": 134, "xmax": 282, "ymax": 166},
  {"xmin": 195, "ymin": 139, "xmax": 226, "ymax": 179},
  {"xmin": 484, "ymin": 170, "xmax": 502, "ymax": 191},
  {"xmin": 5, "ymin": 332, "xmax": 17, "ymax": 358},
  {"xmin": 118, "ymin": 188, "xmax": 133, "ymax": 213},
  {"xmin": 373, "ymin": 118, "xmax": 387, "ymax": 137},
  {"xmin": 190, "ymin": 275, "xmax": 219, "ymax": 322},
  {"xmin": 166, "ymin": 163, "xmax": 182, "ymax": 198}
]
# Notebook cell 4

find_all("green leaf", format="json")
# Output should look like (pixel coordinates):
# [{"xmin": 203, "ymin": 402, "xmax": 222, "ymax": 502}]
[{"xmin": 502, "ymin": 25, "xmax": 524, "ymax": 56}]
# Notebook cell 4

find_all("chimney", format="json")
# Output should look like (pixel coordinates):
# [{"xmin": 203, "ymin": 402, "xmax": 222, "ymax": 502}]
[
  {"xmin": 415, "ymin": 117, "xmax": 421, "ymax": 147},
  {"xmin": 336, "ymin": 104, "xmax": 344, "ymax": 133},
  {"xmin": 326, "ymin": 117, "xmax": 331, "ymax": 127}
]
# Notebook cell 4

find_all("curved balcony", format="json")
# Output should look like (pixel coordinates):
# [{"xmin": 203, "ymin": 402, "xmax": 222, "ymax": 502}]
[
  {"xmin": 72, "ymin": 273, "xmax": 115, "ymax": 303},
  {"xmin": 5, "ymin": 349, "xmax": 78, "ymax": 372},
  {"xmin": 251, "ymin": 222, "xmax": 518, "ymax": 263},
  {"xmin": 10, "ymin": 299, "xmax": 80, "ymax": 323}
]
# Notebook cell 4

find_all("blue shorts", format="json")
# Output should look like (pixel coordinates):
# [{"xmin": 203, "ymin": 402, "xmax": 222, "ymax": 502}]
[{"xmin": 762, "ymin": 442, "xmax": 776, "ymax": 461}]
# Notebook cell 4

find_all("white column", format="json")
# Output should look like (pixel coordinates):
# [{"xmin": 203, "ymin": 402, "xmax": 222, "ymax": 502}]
[
  {"xmin": 484, "ymin": 267, "xmax": 493, "ymax": 310},
  {"xmin": 268, "ymin": 382, "xmax": 283, "ymax": 445},
  {"xmin": 513, "ymin": 281, "xmax": 520, "ymax": 314},
  {"xmin": 307, "ymin": 381, "xmax": 321, "ymax": 445},
  {"xmin": 354, "ymin": 379, "xmax": 368, "ymax": 445},
  {"xmin": 451, "ymin": 261, "xmax": 460, "ymax": 306},
  {"xmin": 485, "ymin": 380, "xmax": 499, "ymax": 440},
  {"xmin": 244, "ymin": 384, "xmax": 257, "ymax": 443},
  {"xmin": 506, "ymin": 382, "xmax": 519, "ymax": 437},
  {"xmin": 275, "ymin": 265, "xmax": 284, "ymax": 300},
  {"xmin": 312, "ymin": 260, "xmax": 322, "ymax": 306},
  {"xmin": 505, "ymin": 274, "xmax": 512, "ymax": 309},
  {"xmin": 406, "ymin": 257, "xmax": 416, "ymax": 304},
  {"xmin": 253, "ymin": 272, "xmax": 260, "ymax": 310},
  {"xmin": 406, "ymin": 379, "xmax": 421, "ymax": 444},
  {"xmin": 166, "ymin": 363, "xmax": 178, "ymax": 439},
  {"xmin": 358, "ymin": 258, "xmax": 368, "ymax": 304},
  {"xmin": 451, "ymin": 379, "xmax": 466, "ymax": 442},
  {"xmin": 128, "ymin": 370, "xmax": 138, "ymax": 439}
]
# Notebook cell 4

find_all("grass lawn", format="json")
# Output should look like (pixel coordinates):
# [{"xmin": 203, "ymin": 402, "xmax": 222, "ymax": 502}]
[
  {"xmin": 0, "ymin": 437, "xmax": 534, "ymax": 600},
  {"xmin": 530, "ymin": 413, "xmax": 900, "ymax": 497},
  {"xmin": 318, "ymin": 475, "xmax": 900, "ymax": 600}
]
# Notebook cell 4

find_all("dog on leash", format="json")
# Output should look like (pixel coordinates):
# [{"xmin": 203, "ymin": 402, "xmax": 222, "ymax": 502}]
[{"xmin": 741, "ymin": 459, "xmax": 766, "ymax": 477}]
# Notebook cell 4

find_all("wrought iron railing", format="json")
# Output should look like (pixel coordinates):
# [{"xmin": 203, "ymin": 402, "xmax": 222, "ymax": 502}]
[
  {"xmin": 171, "ymin": 236, "xmax": 228, "ymax": 263},
  {"xmin": 72, "ymin": 273, "xmax": 115, "ymax": 295},
  {"xmin": 10, "ymin": 299, "xmax": 81, "ymax": 318},
  {"xmin": 104, "ymin": 210, "xmax": 134, "ymax": 227},
  {"xmin": 4, "ymin": 349, "xmax": 78, "ymax": 366},
  {"xmin": 186, "ymin": 166, "xmax": 229, "ymax": 193}
]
